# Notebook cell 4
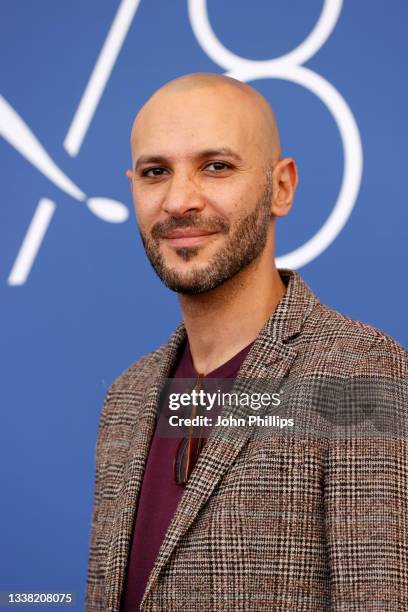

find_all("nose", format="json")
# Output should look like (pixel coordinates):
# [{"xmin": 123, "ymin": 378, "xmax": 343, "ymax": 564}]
[{"xmin": 162, "ymin": 171, "xmax": 205, "ymax": 216}]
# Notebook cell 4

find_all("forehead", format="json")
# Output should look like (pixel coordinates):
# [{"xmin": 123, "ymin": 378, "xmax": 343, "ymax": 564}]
[{"xmin": 131, "ymin": 86, "xmax": 264, "ymax": 159}]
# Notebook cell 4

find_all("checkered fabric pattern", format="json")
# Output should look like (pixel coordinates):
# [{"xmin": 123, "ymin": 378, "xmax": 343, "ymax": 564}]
[{"xmin": 86, "ymin": 269, "xmax": 408, "ymax": 611}]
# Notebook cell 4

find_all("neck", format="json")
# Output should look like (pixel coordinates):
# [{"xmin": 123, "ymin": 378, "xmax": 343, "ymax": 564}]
[{"xmin": 178, "ymin": 247, "xmax": 285, "ymax": 375}]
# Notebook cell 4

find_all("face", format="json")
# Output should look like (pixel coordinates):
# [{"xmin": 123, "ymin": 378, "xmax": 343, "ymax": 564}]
[
  {"xmin": 138, "ymin": 171, "xmax": 273, "ymax": 294},
  {"xmin": 127, "ymin": 85, "xmax": 293, "ymax": 294}
]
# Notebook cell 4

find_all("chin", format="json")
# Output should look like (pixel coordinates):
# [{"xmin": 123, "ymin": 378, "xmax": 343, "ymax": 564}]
[
  {"xmin": 159, "ymin": 267, "xmax": 214, "ymax": 295},
  {"xmin": 163, "ymin": 254, "xmax": 208, "ymax": 271}
]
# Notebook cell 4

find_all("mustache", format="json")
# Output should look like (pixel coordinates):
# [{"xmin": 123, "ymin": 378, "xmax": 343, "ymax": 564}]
[{"xmin": 151, "ymin": 214, "xmax": 230, "ymax": 240}]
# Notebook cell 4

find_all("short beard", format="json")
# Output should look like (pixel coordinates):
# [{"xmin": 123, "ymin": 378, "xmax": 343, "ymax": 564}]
[{"xmin": 139, "ymin": 171, "xmax": 273, "ymax": 295}]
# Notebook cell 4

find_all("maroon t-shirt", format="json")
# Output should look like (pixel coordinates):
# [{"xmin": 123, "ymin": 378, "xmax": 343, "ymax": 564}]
[{"xmin": 120, "ymin": 338, "xmax": 254, "ymax": 611}]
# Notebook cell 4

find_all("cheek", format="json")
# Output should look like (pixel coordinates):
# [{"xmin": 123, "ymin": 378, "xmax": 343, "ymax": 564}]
[
  {"xmin": 132, "ymin": 188, "xmax": 161, "ymax": 228},
  {"xmin": 209, "ymin": 182, "xmax": 259, "ymax": 218},
  {"xmin": 204, "ymin": 181, "xmax": 247, "ymax": 214}
]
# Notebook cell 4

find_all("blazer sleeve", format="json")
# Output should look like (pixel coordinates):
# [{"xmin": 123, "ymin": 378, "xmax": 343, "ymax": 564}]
[
  {"xmin": 85, "ymin": 389, "xmax": 112, "ymax": 612},
  {"xmin": 324, "ymin": 335, "xmax": 408, "ymax": 610}
]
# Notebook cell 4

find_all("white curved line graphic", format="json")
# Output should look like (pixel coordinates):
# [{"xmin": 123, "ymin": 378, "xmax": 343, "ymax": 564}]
[
  {"xmin": 225, "ymin": 63, "xmax": 362, "ymax": 269},
  {"xmin": 0, "ymin": 95, "xmax": 130, "ymax": 227},
  {"xmin": 188, "ymin": 0, "xmax": 362, "ymax": 269},
  {"xmin": 275, "ymin": 66, "xmax": 362, "ymax": 269},
  {"xmin": 188, "ymin": 0, "xmax": 343, "ymax": 72},
  {"xmin": 64, "ymin": 0, "xmax": 142, "ymax": 157},
  {"xmin": 226, "ymin": 64, "xmax": 362, "ymax": 269},
  {"xmin": 0, "ymin": 95, "xmax": 85, "ymax": 201},
  {"xmin": 8, "ymin": 199, "xmax": 56, "ymax": 286}
]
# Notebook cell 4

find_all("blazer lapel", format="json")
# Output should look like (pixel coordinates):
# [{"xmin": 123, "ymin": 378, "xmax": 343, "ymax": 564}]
[
  {"xmin": 104, "ymin": 322, "xmax": 187, "ymax": 612},
  {"xmin": 140, "ymin": 269, "xmax": 319, "ymax": 608}
]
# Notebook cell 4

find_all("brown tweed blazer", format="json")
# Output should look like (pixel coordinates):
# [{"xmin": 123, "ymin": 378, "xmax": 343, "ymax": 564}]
[{"xmin": 86, "ymin": 270, "xmax": 408, "ymax": 611}]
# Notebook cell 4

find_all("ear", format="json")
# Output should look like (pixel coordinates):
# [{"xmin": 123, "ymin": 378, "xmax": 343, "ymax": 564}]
[
  {"xmin": 125, "ymin": 169, "xmax": 133, "ymax": 191},
  {"xmin": 271, "ymin": 158, "xmax": 298, "ymax": 218}
]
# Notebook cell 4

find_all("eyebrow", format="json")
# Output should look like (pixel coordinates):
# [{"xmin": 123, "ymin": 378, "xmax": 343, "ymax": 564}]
[{"xmin": 133, "ymin": 147, "xmax": 243, "ymax": 172}]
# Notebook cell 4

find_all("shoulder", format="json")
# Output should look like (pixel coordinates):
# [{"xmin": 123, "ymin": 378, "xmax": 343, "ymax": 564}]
[
  {"xmin": 108, "ymin": 347, "xmax": 164, "ymax": 395},
  {"xmin": 293, "ymin": 300, "xmax": 407, "ymax": 377},
  {"xmin": 98, "ymin": 341, "xmax": 170, "ymax": 428}
]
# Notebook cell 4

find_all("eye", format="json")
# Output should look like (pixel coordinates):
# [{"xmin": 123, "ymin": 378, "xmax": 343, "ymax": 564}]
[
  {"xmin": 204, "ymin": 161, "xmax": 231, "ymax": 172},
  {"xmin": 142, "ymin": 167, "xmax": 168, "ymax": 178}
]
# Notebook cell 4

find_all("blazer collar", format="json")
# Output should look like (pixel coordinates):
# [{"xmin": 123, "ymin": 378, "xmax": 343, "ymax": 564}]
[
  {"xmin": 265, "ymin": 268, "xmax": 319, "ymax": 344},
  {"xmin": 156, "ymin": 268, "xmax": 318, "ymax": 359},
  {"xmin": 105, "ymin": 269, "xmax": 318, "ymax": 611}
]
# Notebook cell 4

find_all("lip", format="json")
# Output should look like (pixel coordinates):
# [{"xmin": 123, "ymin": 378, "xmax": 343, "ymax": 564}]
[{"xmin": 162, "ymin": 229, "xmax": 217, "ymax": 247}]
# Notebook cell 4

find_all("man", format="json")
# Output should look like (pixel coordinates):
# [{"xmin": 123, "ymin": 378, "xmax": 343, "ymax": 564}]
[{"xmin": 86, "ymin": 73, "xmax": 408, "ymax": 611}]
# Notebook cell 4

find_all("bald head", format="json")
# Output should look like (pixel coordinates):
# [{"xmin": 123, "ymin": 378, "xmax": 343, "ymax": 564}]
[
  {"xmin": 130, "ymin": 72, "xmax": 281, "ymax": 167},
  {"xmin": 126, "ymin": 72, "xmax": 298, "ymax": 297}
]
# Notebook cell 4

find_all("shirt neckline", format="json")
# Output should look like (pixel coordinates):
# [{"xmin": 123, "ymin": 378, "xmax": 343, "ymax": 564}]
[{"xmin": 182, "ymin": 338, "xmax": 255, "ymax": 379}]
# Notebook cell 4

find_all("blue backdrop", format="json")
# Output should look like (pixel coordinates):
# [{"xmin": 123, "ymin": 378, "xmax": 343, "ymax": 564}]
[{"xmin": 1, "ymin": 1, "xmax": 407, "ymax": 609}]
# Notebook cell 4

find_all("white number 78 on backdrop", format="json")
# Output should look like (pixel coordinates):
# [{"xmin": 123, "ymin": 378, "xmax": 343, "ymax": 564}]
[{"xmin": 3, "ymin": 0, "xmax": 361, "ymax": 284}]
